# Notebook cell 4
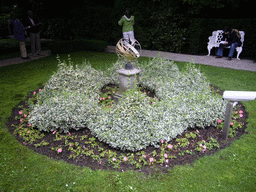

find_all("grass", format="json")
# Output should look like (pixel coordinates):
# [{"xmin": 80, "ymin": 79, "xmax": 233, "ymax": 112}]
[
  {"xmin": 0, "ymin": 38, "xmax": 52, "ymax": 60},
  {"xmin": 0, "ymin": 51, "xmax": 256, "ymax": 191}
]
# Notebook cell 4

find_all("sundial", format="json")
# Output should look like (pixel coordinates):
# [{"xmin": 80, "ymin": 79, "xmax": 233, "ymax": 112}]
[
  {"xmin": 113, "ymin": 39, "xmax": 142, "ymax": 103},
  {"xmin": 116, "ymin": 38, "xmax": 141, "ymax": 69}
]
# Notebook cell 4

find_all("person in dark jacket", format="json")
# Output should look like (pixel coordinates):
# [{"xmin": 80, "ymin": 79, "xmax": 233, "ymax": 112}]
[
  {"xmin": 26, "ymin": 11, "xmax": 42, "ymax": 56},
  {"xmin": 11, "ymin": 12, "xmax": 30, "ymax": 59},
  {"xmin": 216, "ymin": 26, "xmax": 242, "ymax": 60}
]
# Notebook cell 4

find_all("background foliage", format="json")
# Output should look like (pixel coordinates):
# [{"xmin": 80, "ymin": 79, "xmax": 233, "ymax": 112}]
[{"xmin": 1, "ymin": 0, "xmax": 255, "ymax": 59}]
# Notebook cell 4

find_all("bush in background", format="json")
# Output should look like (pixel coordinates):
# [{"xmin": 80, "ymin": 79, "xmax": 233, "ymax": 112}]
[
  {"xmin": 147, "ymin": 8, "xmax": 188, "ymax": 53},
  {"xmin": 48, "ymin": 39, "xmax": 108, "ymax": 54}
]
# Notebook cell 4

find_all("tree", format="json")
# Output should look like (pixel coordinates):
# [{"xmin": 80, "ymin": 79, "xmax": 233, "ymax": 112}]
[{"xmin": 154, "ymin": 0, "xmax": 254, "ymax": 18}]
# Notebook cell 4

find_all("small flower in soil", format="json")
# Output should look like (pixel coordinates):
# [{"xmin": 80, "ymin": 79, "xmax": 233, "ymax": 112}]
[
  {"xmin": 27, "ymin": 131, "xmax": 30, "ymax": 134},
  {"xmin": 142, "ymin": 154, "xmax": 146, "ymax": 158},
  {"xmin": 112, "ymin": 157, "xmax": 116, "ymax": 162},
  {"xmin": 166, "ymin": 159, "xmax": 169, "ymax": 163},
  {"xmin": 20, "ymin": 118, "xmax": 23, "ymax": 122},
  {"xmin": 239, "ymin": 110, "xmax": 243, "ymax": 114},
  {"xmin": 235, "ymin": 111, "xmax": 238, "ymax": 114},
  {"xmin": 164, "ymin": 154, "xmax": 168, "ymax": 158},
  {"xmin": 167, "ymin": 144, "xmax": 173, "ymax": 149},
  {"xmin": 230, "ymin": 122, "xmax": 233, "ymax": 125},
  {"xmin": 33, "ymin": 91, "xmax": 36, "ymax": 94},
  {"xmin": 217, "ymin": 119, "xmax": 222, "ymax": 123},
  {"xmin": 196, "ymin": 129, "xmax": 200, "ymax": 133},
  {"xmin": 39, "ymin": 89, "xmax": 42, "ymax": 91},
  {"xmin": 24, "ymin": 114, "xmax": 27, "ymax": 118},
  {"xmin": 19, "ymin": 111, "xmax": 22, "ymax": 115},
  {"xmin": 124, "ymin": 156, "xmax": 127, "ymax": 162},
  {"xmin": 149, "ymin": 157, "xmax": 154, "ymax": 165},
  {"xmin": 57, "ymin": 148, "xmax": 62, "ymax": 153},
  {"xmin": 240, "ymin": 114, "xmax": 243, "ymax": 117},
  {"xmin": 28, "ymin": 124, "xmax": 31, "ymax": 127},
  {"xmin": 68, "ymin": 132, "xmax": 71, "ymax": 136},
  {"xmin": 160, "ymin": 140, "xmax": 164, "ymax": 144},
  {"xmin": 202, "ymin": 145, "xmax": 207, "ymax": 153},
  {"xmin": 52, "ymin": 131, "xmax": 56, "ymax": 134}
]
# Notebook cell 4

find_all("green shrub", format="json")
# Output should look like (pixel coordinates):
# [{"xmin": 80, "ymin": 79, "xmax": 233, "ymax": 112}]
[
  {"xmin": 148, "ymin": 9, "xmax": 188, "ymax": 53},
  {"xmin": 48, "ymin": 39, "xmax": 108, "ymax": 54},
  {"xmin": 28, "ymin": 57, "xmax": 227, "ymax": 151},
  {"xmin": 28, "ymin": 59, "xmax": 110, "ymax": 133}
]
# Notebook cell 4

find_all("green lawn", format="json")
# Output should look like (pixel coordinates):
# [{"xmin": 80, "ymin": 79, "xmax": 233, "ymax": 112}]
[
  {"xmin": 0, "ymin": 38, "xmax": 52, "ymax": 60},
  {"xmin": 0, "ymin": 51, "xmax": 256, "ymax": 191}
]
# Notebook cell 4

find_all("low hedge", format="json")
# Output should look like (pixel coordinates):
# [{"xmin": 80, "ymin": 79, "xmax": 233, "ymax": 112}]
[{"xmin": 48, "ymin": 39, "xmax": 108, "ymax": 54}]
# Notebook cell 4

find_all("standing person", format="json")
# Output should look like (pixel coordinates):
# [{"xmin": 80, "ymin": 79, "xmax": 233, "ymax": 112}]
[
  {"xmin": 26, "ymin": 11, "xmax": 42, "ymax": 56},
  {"xmin": 216, "ymin": 26, "xmax": 242, "ymax": 60},
  {"xmin": 118, "ymin": 8, "xmax": 135, "ymax": 45},
  {"xmin": 11, "ymin": 12, "xmax": 30, "ymax": 59}
]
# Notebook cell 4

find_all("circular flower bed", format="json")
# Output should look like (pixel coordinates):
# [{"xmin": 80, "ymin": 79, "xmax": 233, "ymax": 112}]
[{"xmin": 28, "ymin": 57, "xmax": 228, "ymax": 151}]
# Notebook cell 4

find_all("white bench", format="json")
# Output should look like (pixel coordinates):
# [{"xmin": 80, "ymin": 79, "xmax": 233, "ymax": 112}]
[{"xmin": 207, "ymin": 30, "xmax": 245, "ymax": 60}]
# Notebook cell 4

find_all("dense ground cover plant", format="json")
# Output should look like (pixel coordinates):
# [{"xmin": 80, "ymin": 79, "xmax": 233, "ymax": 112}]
[
  {"xmin": 28, "ymin": 56, "xmax": 110, "ymax": 133},
  {"xmin": 12, "ymin": 96, "xmax": 246, "ymax": 172},
  {"xmin": 28, "ymin": 56, "xmax": 227, "ymax": 151}
]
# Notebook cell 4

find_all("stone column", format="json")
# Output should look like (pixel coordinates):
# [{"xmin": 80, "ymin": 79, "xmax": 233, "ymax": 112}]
[{"xmin": 113, "ymin": 67, "xmax": 141, "ymax": 104}]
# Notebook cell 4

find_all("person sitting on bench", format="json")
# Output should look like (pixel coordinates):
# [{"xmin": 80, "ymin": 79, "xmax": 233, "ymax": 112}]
[{"xmin": 216, "ymin": 26, "xmax": 242, "ymax": 60}]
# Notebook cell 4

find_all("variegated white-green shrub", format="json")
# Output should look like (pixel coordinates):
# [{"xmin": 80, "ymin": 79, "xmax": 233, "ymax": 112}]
[
  {"xmin": 28, "ymin": 57, "xmax": 227, "ymax": 151},
  {"xmin": 28, "ymin": 61, "xmax": 109, "ymax": 133}
]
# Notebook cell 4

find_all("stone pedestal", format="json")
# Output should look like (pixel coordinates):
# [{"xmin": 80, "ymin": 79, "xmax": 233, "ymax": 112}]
[{"xmin": 113, "ymin": 67, "xmax": 141, "ymax": 104}]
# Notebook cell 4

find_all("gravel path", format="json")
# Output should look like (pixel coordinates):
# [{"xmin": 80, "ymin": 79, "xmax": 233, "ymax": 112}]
[
  {"xmin": 107, "ymin": 46, "xmax": 256, "ymax": 72},
  {"xmin": 0, "ymin": 50, "xmax": 52, "ymax": 67},
  {"xmin": 1, "ymin": 45, "xmax": 256, "ymax": 72}
]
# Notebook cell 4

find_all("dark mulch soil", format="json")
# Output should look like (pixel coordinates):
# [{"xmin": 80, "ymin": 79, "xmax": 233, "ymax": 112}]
[{"xmin": 6, "ymin": 85, "xmax": 248, "ymax": 175}]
